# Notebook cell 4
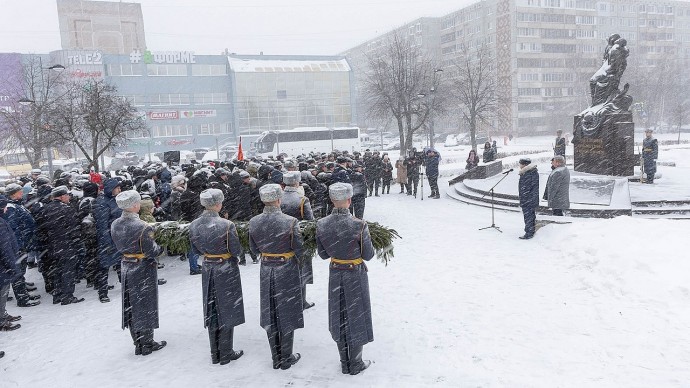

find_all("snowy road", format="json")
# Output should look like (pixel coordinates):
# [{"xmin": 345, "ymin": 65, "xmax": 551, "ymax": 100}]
[{"xmin": 2, "ymin": 180, "xmax": 689, "ymax": 387}]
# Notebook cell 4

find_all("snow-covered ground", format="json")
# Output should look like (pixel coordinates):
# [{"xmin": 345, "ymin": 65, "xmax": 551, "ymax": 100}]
[{"xmin": 3, "ymin": 142, "xmax": 690, "ymax": 387}]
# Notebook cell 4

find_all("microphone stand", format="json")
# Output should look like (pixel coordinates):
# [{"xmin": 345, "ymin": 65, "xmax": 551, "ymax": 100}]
[{"xmin": 478, "ymin": 170, "xmax": 513, "ymax": 233}]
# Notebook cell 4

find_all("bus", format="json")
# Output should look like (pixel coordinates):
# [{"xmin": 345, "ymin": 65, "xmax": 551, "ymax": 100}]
[{"xmin": 254, "ymin": 127, "xmax": 360, "ymax": 157}]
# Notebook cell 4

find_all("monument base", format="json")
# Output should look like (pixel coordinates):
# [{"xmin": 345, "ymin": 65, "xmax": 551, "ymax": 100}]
[{"xmin": 573, "ymin": 112, "xmax": 635, "ymax": 176}]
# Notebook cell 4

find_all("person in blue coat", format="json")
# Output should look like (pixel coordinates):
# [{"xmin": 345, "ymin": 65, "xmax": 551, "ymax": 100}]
[
  {"xmin": 0, "ymin": 195, "xmax": 22, "ymax": 332},
  {"xmin": 518, "ymin": 158, "xmax": 539, "ymax": 239},
  {"xmin": 425, "ymin": 149, "xmax": 441, "ymax": 199},
  {"xmin": 93, "ymin": 178, "xmax": 122, "ymax": 302}
]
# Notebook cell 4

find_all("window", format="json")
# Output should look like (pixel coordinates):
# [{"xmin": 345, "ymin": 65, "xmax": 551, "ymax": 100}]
[
  {"xmin": 518, "ymin": 28, "xmax": 539, "ymax": 37},
  {"xmin": 576, "ymin": 16, "xmax": 596, "ymax": 25},
  {"xmin": 120, "ymin": 94, "xmax": 146, "ymax": 106},
  {"xmin": 198, "ymin": 122, "xmax": 231, "ymax": 135},
  {"xmin": 520, "ymin": 73, "xmax": 539, "ymax": 81},
  {"xmin": 146, "ymin": 64, "xmax": 187, "ymax": 76},
  {"xmin": 517, "ymin": 42, "xmax": 542, "ymax": 52},
  {"xmin": 542, "ymin": 44, "xmax": 576, "ymax": 53},
  {"xmin": 441, "ymin": 32, "xmax": 456, "ymax": 43},
  {"xmin": 518, "ymin": 88, "xmax": 541, "ymax": 96},
  {"xmin": 152, "ymin": 125, "xmax": 192, "ymax": 137},
  {"xmin": 150, "ymin": 94, "xmax": 190, "ymax": 106},
  {"xmin": 191, "ymin": 64, "xmax": 227, "ymax": 76},
  {"xmin": 194, "ymin": 93, "xmax": 229, "ymax": 105},
  {"xmin": 107, "ymin": 64, "xmax": 143, "ymax": 76},
  {"xmin": 544, "ymin": 0, "xmax": 561, "ymax": 7}
]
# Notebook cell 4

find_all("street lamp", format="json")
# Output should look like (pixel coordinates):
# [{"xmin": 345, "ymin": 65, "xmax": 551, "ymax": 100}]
[{"xmin": 419, "ymin": 68, "xmax": 443, "ymax": 148}]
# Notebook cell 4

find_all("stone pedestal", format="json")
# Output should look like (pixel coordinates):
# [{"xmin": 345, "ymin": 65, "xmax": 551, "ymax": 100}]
[
  {"xmin": 573, "ymin": 112, "xmax": 635, "ymax": 176},
  {"xmin": 448, "ymin": 160, "xmax": 503, "ymax": 185}
]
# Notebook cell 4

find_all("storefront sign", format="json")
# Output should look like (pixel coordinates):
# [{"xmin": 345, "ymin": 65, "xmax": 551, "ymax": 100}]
[
  {"xmin": 148, "ymin": 111, "xmax": 179, "ymax": 120},
  {"xmin": 66, "ymin": 51, "xmax": 103, "ymax": 66},
  {"xmin": 180, "ymin": 109, "xmax": 216, "ymax": 118},
  {"xmin": 130, "ymin": 50, "xmax": 196, "ymax": 64},
  {"xmin": 69, "ymin": 69, "xmax": 103, "ymax": 78}
]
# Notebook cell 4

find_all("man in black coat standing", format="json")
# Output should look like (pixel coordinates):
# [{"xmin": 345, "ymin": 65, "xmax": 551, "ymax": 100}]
[
  {"xmin": 42, "ymin": 186, "xmax": 85, "ymax": 305},
  {"xmin": 316, "ymin": 182, "xmax": 375, "ymax": 375},
  {"xmin": 517, "ymin": 158, "xmax": 539, "ymax": 240},
  {"xmin": 180, "ymin": 173, "xmax": 206, "ymax": 275},
  {"xmin": 0, "ymin": 195, "xmax": 22, "ymax": 332},
  {"xmin": 111, "ymin": 190, "xmax": 166, "ymax": 356},
  {"xmin": 425, "ymin": 149, "xmax": 441, "ymax": 199},
  {"xmin": 190, "ymin": 189, "xmax": 245, "ymax": 365}
]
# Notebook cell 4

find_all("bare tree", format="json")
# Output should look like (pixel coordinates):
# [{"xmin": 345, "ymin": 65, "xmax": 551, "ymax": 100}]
[
  {"xmin": 0, "ymin": 56, "xmax": 65, "ymax": 168},
  {"xmin": 48, "ymin": 80, "xmax": 147, "ymax": 170},
  {"xmin": 450, "ymin": 43, "xmax": 499, "ymax": 152},
  {"xmin": 362, "ymin": 32, "xmax": 442, "ymax": 154}
]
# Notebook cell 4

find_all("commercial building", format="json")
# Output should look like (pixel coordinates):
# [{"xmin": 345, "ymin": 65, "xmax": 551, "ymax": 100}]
[{"xmin": 342, "ymin": 0, "xmax": 690, "ymax": 135}]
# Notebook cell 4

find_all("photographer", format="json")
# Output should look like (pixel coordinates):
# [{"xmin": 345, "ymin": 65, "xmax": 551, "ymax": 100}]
[
  {"xmin": 425, "ymin": 149, "xmax": 440, "ymax": 199},
  {"xmin": 403, "ymin": 148, "xmax": 422, "ymax": 197}
]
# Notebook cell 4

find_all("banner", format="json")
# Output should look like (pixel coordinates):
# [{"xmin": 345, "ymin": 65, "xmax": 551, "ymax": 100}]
[{"xmin": 180, "ymin": 110, "xmax": 216, "ymax": 119}]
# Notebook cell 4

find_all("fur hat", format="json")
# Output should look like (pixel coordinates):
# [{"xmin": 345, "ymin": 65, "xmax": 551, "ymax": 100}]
[
  {"xmin": 115, "ymin": 190, "xmax": 141, "ymax": 210},
  {"xmin": 200, "ymin": 188, "xmax": 224, "ymax": 208}
]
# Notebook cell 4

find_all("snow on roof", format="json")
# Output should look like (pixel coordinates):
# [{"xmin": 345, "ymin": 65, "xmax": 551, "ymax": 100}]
[{"xmin": 227, "ymin": 57, "xmax": 351, "ymax": 73}]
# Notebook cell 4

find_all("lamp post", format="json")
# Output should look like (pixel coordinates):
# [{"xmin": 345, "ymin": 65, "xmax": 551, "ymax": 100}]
[
  {"xmin": 418, "ymin": 68, "xmax": 443, "ymax": 149},
  {"xmin": 19, "ymin": 58, "xmax": 65, "ymax": 179}
]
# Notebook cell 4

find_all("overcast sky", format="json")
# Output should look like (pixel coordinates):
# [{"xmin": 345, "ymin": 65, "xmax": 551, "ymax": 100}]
[{"xmin": 0, "ymin": 0, "xmax": 477, "ymax": 55}]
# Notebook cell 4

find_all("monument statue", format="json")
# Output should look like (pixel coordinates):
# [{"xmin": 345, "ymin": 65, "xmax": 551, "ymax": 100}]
[{"xmin": 573, "ymin": 34, "xmax": 635, "ymax": 176}]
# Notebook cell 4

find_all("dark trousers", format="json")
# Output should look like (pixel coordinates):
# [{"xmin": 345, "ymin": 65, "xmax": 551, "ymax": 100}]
[
  {"xmin": 351, "ymin": 195, "xmax": 365, "ymax": 219},
  {"xmin": 11, "ymin": 256, "xmax": 29, "ymax": 303},
  {"xmin": 95, "ymin": 264, "xmax": 121, "ymax": 297},
  {"xmin": 336, "ymin": 283, "xmax": 365, "ymax": 373},
  {"xmin": 399, "ymin": 183, "xmax": 406, "ymax": 193},
  {"xmin": 53, "ymin": 252, "xmax": 78, "ymax": 302},
  {"xmin": 82, "ymin": 241, "xmax": 99, "ymax": 284},
  {"xmin": 428, "ymin": 175, "xmax": 439, "ymax": 195},
  {"xmin": 367, "ymin": 178, "xmax": 380, "ymax": 195},
  {"xmin": 406, "ymin": 176, "xmax": 419, "ymax": 196},
  {"xmin": 522, "ymin": 207, "xmax": 536, "ymax": 236},
  {"xmin": 552, "ymin": 209, "xmax": 564, "ymax": 216},
  {"xmin": 207, "ymin": 288, "xmax": 236, "ymax": 363},
  {"xmin": 39, "ymin": 251, "xmax": 58, "ymax": 294},
  {"xmin": 381, "ymin": 178, "xmax": 391, "ymax": 194}
]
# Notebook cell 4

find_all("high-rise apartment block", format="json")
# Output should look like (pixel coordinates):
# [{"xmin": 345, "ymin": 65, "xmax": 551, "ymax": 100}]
[{"xmin": 343, "ymin": 0, "xmax": 690, "ymax": 135}]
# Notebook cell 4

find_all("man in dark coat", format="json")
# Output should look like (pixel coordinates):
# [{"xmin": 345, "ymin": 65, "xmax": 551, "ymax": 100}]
[
  {"xmin": 316, "ymin": 182, "xmax": 375, "ymax": 375},
  {"xmin": 190, "ymin": 189, "xmax": 245, "ymax": 365},
  {"xmin": 350, "ymin": 162, "xmax": 367, "ymax": 219},
  {"xmin": 331, "ymin": 157, "xmax": 352, "ymax": 184},
  {"xmin": 180, "ymin": 173, "xmax": 206, "ymax": 275},
  {"xmin": 2, "ymin": 184, "xmax": 40, "ymax": 307},
  {"xmin": 642, "ymin": 129, "xmax": 658, "ymax": 183},
  {"xmin": 77, "ymin": 182, "xmax": 100, "ymax": 287},
  {"xmin": 93, "ymin": 178, "xmax": 122, "ymax": 302},
  {"xmin": 0, "ymin": 195, "xmax": 22, "ymax": 332},
  {"xmin": 554, "ymin": 129, "xmax": 566, "ymax": 158},
  {"xmin": 364, "ymin": 152, "xmax": 382, "ymax": 196},
  {"xmin": 111, "ymin": 190, "xmax": 166, "ymax": 356},
  {"xmin": 42, "ymin": 186, "xmax": 85, "ymax": 305},
  {"xmin": 280, "ymin": 172, "xmax": 315, "ymax": 310},
  {"xmin": 518, "ymin": 158, "xmax": 539, "ymax": 239},
  {"xmin": 404, "ymin": 150, "xmax": 421, "ymax": 197},
  {"xmin": 425, "ymin": 149, "xmax": 441, "ymax": 199},
  {"xmin": 249, "ymin": 184, "xmax": 304, "ymax": 370}
]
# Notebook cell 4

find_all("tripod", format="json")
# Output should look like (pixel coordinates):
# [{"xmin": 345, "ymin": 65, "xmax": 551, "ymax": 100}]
[
  {"xmin": 478, "ymin": 170, "xmax": 513, "ymax": 233},
  {"xmin": 420, "ymin": 170, "xmax": 424, "ymax": 201}
]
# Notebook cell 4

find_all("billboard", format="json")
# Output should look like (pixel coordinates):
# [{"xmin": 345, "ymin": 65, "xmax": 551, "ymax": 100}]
[{"xmin": 0, "ymin": 53, "xmax": 24, "ymax": 113}]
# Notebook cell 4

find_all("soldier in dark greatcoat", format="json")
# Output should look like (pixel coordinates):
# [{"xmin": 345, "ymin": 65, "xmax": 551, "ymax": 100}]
[
  {"xmin": 642, "ymin": 129, "xmax": 658, "ymax": 183},
  {"xmin": 189, "ymin": 189, "xmax": 245, "ymax": 365},
  {"xmin": 111, "ymin": 190, "xmax": 166, "ymax": 356},
  {"xmin": 93, "ymin": 178, "xmax": 122, "ymax": 302},
  {"xmin": 280, "ymin": 172, "xmax": 315, "ymax": 310},
  {"xmin": 249, "ymin": 184, "xmax": 304, "ymax": 370},
  {"xmin": 316, "ymin": 182, "xmax": 375, "ymax": 375},
  {"xmin": 42, "ymin": 186, "xmax": 85, "ymax": 305}
]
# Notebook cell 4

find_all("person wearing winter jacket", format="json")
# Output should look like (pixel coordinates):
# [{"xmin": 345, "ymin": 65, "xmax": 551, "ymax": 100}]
[
  {"xmin": 543, "ymin": 156, "xmax": 570, "ymax": 216},
  {"xmin": 350, "ymin": 162, "xmax": 368, "ymax": 219},
  {"xmin": 0, "ymin": 195, "xmax": 22, "ymax": 332},
  {"xmin": 180, "ymin": 173, "xmax": 206, "ymax": 275},
  {"xmin": 425, "ymin": 149, "xmax": 441, "ymax": 199},
  {"xmin": 517, "ymin": 158, "xmax": 539, "ymax": 240},
  {"xmin": 395, "ymin": 157, "xmax": 407, "ymax": 194},
  {"xmin": 466, "ymin": 150, "xmax": 479, "ymax": 170},
  {"xmin": 93, "ymin": 178, "xmax": 123, "ymax": 302},
  {"xmin": 380, "ymin": 155, "xmax": 393, "ymax": 194},
  {"xmin": 77, "ymin": 182, "xmax": 99, "ymax": 288}
]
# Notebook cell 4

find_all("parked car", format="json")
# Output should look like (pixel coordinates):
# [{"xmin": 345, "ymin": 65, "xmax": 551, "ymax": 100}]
[
  {"xmin": 191, "ymin": 147, "xmax": 210, "ymax": 160},
  {"xmin": 114, "ymin": 151, "xmax": 140, "ymax": 165},
  {"xmin": 456, "ymin": 133, "xmax": 490, "ymax": 146},
  {"xmin": 444, "ymin": 134, "xmax": 459, "ymax": 147}
]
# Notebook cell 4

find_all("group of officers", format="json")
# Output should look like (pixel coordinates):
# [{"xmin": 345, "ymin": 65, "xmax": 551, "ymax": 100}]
[{"xmin": 110, "ymin": 181, "xmax": 374, "ymax": 374}]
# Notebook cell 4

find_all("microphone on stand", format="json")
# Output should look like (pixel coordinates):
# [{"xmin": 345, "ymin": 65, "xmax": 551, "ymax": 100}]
[{"xmin": 502, "ymin": 168, "xmax": 514, "ymax": 175}]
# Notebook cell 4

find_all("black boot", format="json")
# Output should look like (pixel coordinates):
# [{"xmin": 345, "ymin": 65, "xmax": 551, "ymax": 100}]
[
  {"xmin": 337, "ymin": 342, "xmax": 350, "ymax": 374},
  {"xmin": 374, "ymin": 189, "xmax": 379, "ymax": 197},
  {"xmin": 302, "ymin": 285, "xmax": 314, "ymax": 310},
  {"xmin": 209, "ymin": 327, "xmax": 220, "ymax": 364},
  {"xmin": 348, "ymin": 345, "xmax": 371, "ymax": 375},
  {"xmin": 279, "ymin": 331, "xmax": 301, "ymax": 370},
  {"xmin": 268, "ymin": 332, "xmax": 281, "ymax": 369},
  {"xmin": 140, "ymin": 329, "xmax": 167, "ymax": 356},
  {"xmin": 219, "ymin": 327, "xmax": 243, "ymax": 365}
]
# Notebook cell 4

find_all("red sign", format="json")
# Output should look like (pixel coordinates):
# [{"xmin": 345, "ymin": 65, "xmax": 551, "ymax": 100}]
[{"xmin": 148, "ymin": 111, "xmax": 179, "ymax": 120}]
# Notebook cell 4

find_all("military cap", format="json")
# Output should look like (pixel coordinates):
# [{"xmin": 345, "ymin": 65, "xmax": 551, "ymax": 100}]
[
  {"xmin": 31, "ymin": 168, "xmax": 41, "ymax": 175},
  {"xmin": 336, "ymin": 156, "xmax": 349, "ymax": 164},
  {"xmin": 115, "ymin": 190, "xmax": 142, "ymax": 210},
  {"xmin": 645, "ymin": 128, "xmax": 653, "ymax": 133},
  {"xmin": 35, "ymin": 176, "xmax": 50, "ymax": 186},
  {"xmin": 284, "ymin": 160, "xmax": 296, "ymax": 169},
  {"xmin": 259, "ymin": 183, "xmax": 283, "ymax": 203},
  {"xmin": 518, "ymin": 158, "xmax": 532, "ymax": 165},
  {"xmin": 329, "ymin": 182, "xmax": 353, "ymax": 201},
  {"xmin": 4, "ymin": 183, "xmax": 23, "ymax": 196},
  {"xmin": 50, "ymin": 185, "xmax": 69, "ymax": 198},
  {"xmin": 200, "ymin": 188, "xmax": 224, "ymax": 208},
  {"xmin": 283, "ymin": 171, "xmax": 301, "ymax": 185},
  {"xmin": 239, "ymin": 170, "xmax": 250, "ymax": 179}
]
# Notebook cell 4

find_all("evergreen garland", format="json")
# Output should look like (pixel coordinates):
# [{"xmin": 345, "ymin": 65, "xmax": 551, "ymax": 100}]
[{"xmin": 154, "ymin": 219, "xmax": 400, "ymax": 265}]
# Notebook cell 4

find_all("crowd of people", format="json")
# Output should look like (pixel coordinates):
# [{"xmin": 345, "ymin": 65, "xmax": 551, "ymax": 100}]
[{"xmin": 0, "ymin": 146, "xmax": 442, "ymax": 365}]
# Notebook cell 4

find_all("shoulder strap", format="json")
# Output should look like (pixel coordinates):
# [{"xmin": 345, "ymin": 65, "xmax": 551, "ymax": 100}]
[
  {"xmin": 225, "ymin": 222, "xmax": 232, "ymax": 253},
  {"xmin": 299, "ymin": 197, "xmax": 306, "ymax": 219},
  {"xmin": 359, "ymin": 220, "xmax": 366, "ymax": 254}
]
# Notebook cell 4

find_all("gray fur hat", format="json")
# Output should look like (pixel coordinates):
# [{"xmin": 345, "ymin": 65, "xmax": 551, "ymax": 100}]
[
  {"xmin": 50, "ymin": 185, "xmax": 69, "ymax": 198},
  {"xmin": 115, "ymin": 190, "xmax": 142, "ymax": 210},
  {"xmin": 259, "ymin": 183, "xmax": 283, "ymax": 203},
  {"xmin": 329, "ymin": 182, "xmax": 353, "ymax": 201},
  {"xmin": 200, "ymin": 188, "xmax": 224, "ymax": 208},
  {"xmin": 283, "ymin": 171, "xmax": 301, "ymax": 185}
]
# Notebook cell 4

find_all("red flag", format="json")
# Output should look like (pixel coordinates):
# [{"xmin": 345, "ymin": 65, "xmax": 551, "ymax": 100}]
[{"xmin": 237, "ymin": 136, "xmax": 244, "ymax": 161}]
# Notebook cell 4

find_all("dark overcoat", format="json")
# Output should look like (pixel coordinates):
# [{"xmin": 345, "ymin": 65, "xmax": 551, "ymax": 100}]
[
  {"xmin": 94, "ymin": 179, "xmax": 122, "ymax": 268},
  {"xmin": 42, "ymin": 199, "xmax": 82, "ymax": 263},
  {"xmin": 249, "ymin": 206, "xmax": 304, "ymax": 334},
  {"xmin": 642, "ymin": 137, "xmax": 658, "ymax": 175},
  {"xmin": 316, "ymin": 207, "xmax": 375, "ymax": 348},
  {"xmin": 3, "ymin": 198, "xmax": 36, "ymax": 252},
  {"xmin": 111, "ymin": 212, "xmax": 162, "ymax": 331},
  {"xmin": 518, "ymin": 164, "xmax": 540, "ymax": 209},
  {"xmin": 280, "ymin": 187, "xmax": 314, "ymax": 285},
  {"xmin": 189, "ymin": 210, "xmax": 245, "ymax": 329},
  {"xmin": 545, "ymin": 166, "xmax": 570, "ymax": 210},
  {"xmin": 0, "ymin": 217, "xmax": 20, "ymax": 287}
]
